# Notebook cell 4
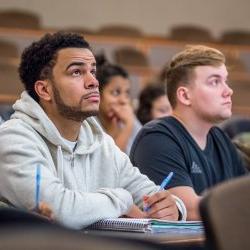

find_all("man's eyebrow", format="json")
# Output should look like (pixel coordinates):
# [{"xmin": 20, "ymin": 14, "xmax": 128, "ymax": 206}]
[
  {"xmin": 66, "ymin": 62, "xmax": 85, "ymax": 70},
  {"xmin": 207, "ymin": 74, "xmax": 227, "ymax": 79},
  {"xmin": 66, "ymin": 61, "xmax": 96, "ymax": 70}
]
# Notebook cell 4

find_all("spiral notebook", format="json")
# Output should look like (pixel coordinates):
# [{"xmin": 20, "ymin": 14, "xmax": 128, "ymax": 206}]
[{"xmin": 87, "ymin": 218, "xmax": 203, "ymax": 233}]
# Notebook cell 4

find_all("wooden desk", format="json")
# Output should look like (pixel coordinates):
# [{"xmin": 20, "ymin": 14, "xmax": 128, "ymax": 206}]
[{"xmin": 83, "ymin": 229, "xmax": 205, "ymax": 249}]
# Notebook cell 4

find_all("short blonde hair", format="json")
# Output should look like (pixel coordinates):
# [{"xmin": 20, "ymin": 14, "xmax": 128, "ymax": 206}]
[{"xmin": 166, "ymin": 45, "xmax": 225, "ymax": 108}]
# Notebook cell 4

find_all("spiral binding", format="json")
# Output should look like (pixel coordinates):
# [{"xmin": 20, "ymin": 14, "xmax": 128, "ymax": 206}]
[{"xmin": 88, "ymin": 218, "xmax": 150, "ymax": 232}]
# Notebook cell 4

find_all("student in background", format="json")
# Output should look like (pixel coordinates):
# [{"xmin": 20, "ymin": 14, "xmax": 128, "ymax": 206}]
[
  {"xmin": 0, "ymin": 105, "xmax": 14, "ymax": 125},
  {"xmin": 137, "ymin": 84, "xmax": 172, "ymax": 125},
  {"xmin": 220, "ymin": 117, "xmax": 250, "ymax": 171},
  {"xmin": 0, "ymin": 32, "xmax": 186, "ymax": 230},
  {"xmin": 96, "ymin": 55, "xmax": 141, "ymax": 154},
  {"xmin": 130, "ymin": 45, "xmax": 246, "ymax": 221}
]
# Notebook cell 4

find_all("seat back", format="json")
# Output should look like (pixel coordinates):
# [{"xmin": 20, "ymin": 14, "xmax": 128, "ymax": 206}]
[
  {"xmin": 98, "ymin": 25, "xmax": 143, "ymax": 37},
  {"xmin": 169, "ymin": 25, "xmax": 214, "ymax": 43},
  {"xmin": 220, "ymin": 30, "xmax": 250, "ymax": 45},
  {"xmin": 225, "ymin": 53, "xmax": 247, "ymax": 73},
  {"xmin": 62, "ymin": 27, "xmax": 95, "ymax": 35},
  {"xmin": 220, "ymin": 117, "xmax": 250, "ymax": 139},
  {"xmin": 0, "ymin": 9, "xmax": 41, "ymax": 29},
  {"xmin": 114, "ymin": 46, "xmax": 149, "ymax": 67},
  {"xmin": 200, "ymin": 175, "xmax": 250, "ymax": 250},
  {"xmin": 0, "ymin": 40, "xmax": 19, "ymax": 58}
]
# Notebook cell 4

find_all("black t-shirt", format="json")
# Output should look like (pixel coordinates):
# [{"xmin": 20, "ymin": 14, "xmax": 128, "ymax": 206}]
[{"xmin": 130, "ymin": 116, "xmax": 246, "ymax": 195}]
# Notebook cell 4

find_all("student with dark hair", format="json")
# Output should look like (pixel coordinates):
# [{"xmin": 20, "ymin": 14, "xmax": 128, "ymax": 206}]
[
  {"xmin": 130, "ymin": 45, "xmax": 246, "ymax": 221},
  {"xmin": 96, "ymin": 55, "xmax": 141, "ymax": 154},
  {"xmin": 137, "ymin": 84, "xmax": 172, "ymax": 125},
  {"xmin": 0, "ymin": 32, "xmax": 186, "ymax": 229}
]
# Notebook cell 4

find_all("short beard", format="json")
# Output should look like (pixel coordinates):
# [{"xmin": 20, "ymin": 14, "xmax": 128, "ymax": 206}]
[{"xmin": 53, "ymin": 85, "xmax": 98, "ymax": 122}]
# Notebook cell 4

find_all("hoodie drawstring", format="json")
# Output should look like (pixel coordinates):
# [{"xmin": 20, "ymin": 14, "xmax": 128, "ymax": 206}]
[{"xmin": 57, "ymin": 145, "xmax": 64, "ymax": 185}]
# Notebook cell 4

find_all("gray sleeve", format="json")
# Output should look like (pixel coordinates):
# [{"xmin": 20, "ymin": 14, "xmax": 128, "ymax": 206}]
[{"xmin": 113, "ymin": 145, "xmax": 159, "ymax": 207}]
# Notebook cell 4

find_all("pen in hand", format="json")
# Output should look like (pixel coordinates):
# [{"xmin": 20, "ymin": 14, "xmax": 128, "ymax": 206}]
[
  {"xmin": 143, "ymin": 172, "xmax": 174, "ymax": 212},
  {"xmin": 35, "ymin": 165, "xmax": 41, "ymax": 211},
  {"xmin": 159, "ymin": 172, "xmax": 174, "ymax": 191}
]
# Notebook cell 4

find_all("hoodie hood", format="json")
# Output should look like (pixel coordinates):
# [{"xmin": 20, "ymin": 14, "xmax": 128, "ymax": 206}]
[{"xmin": 11, "ymin": 91, "xmax": 104, "ymax": 154}]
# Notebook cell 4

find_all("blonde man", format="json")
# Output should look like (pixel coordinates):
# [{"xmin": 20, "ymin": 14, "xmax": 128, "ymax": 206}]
[{"xmin": 131, "ymin": 45, "xmax": 246, "ymax": 220}]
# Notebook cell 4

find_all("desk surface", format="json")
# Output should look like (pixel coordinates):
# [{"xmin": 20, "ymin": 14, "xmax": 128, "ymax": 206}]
[{"xmin": 83, "ymin": 229, "xmax": 205, "ymax": 247}]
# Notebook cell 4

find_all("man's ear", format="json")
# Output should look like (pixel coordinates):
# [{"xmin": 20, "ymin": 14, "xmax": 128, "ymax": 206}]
[
  {"xmin": 34, "ymin": 80, "xmax": 52, "ymax": 101},
  {"xmin": 176, "ymin": 86, "xmax": 191, "ymax": 106}
]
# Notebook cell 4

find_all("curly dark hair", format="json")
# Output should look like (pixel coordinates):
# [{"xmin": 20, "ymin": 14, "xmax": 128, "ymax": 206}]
[
  {"xmin": 95, "ymin": 54, "xmax": 128, "ymax": 93},
  {"xmin": 19, "ymin": 31, "xmax": 91, "ymax": 102},
  {"xmin": 137, "ymin": 84, "xmax": 166, "ymax": 125}
]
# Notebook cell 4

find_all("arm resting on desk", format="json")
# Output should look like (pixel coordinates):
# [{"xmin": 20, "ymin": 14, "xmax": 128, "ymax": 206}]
[{"xmin": 169, "ymin": 186, "xmax": 201, "ymax": 221}]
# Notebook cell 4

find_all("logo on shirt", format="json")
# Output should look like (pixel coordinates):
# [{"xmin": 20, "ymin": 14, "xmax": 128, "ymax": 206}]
[{"xmin": 191, "ymin": 161, "xmax": 202, "ymax": 174}]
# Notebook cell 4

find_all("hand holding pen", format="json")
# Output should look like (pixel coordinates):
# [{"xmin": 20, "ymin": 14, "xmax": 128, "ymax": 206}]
[
  {"xmin": 143, "ymin": 172, "xmax": 178, "ymax": 220},
  {"xmin": 144, "ymin": 171, "xmax": 174, "ymax": 211}
]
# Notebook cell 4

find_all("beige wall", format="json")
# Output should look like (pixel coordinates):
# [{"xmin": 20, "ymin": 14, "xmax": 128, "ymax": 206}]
[{"xmin": 0, "ymin": 0, "xmax": 250, "ymax": 38}]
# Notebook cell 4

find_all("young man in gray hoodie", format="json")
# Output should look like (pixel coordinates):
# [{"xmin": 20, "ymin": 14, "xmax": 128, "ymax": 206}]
[{"xmin": 0, "ymin": 32, "xmax": 186, "ymax": 229}]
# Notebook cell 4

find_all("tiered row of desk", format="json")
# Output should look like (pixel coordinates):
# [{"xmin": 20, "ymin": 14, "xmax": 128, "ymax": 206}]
[{"xmin": 0, "ymin": 27, "xmax": 250, "ymax": 117}]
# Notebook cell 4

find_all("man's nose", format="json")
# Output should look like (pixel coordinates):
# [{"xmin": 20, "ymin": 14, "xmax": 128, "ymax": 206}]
[
  {"xmin": 85, "ymin": 72, "xmax": 99, "ymax": 89},
  {"xmin": 224, "ymin": 83, "xmax": 233, "ymax": 97}
]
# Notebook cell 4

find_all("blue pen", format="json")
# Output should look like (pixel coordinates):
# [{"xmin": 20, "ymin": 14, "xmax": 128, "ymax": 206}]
[
  {"xmin": 144, "ymin": 172, "xmax": 174, "ymax": 212},
  {"xmin": 35, "ymin": 165, "xmax": 41, "ymax": 211},
  {"xmin": 159, "ymin": 172, "xmax": 174, "ymax": 191}
]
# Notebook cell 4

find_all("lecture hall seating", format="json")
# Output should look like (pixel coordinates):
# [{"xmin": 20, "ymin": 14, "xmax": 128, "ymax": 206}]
[{"xmin": 0, "ymin": 25, "xmax": 250, "ymax": 117}]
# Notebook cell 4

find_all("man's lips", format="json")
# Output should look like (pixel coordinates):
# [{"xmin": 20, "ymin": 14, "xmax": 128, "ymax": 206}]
[
  {"xmin": 223, "ymin": 101, "xmax": 232, "ymax": 105},
  {"xmin": 82, "ymin": 92, "xmax": 100, "ymax": 102}
]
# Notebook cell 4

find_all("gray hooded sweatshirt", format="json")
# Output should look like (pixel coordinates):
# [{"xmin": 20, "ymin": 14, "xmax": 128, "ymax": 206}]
[{"xmin": 0, "ymin": 92, "xmax": 186, "ymax": 229}]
